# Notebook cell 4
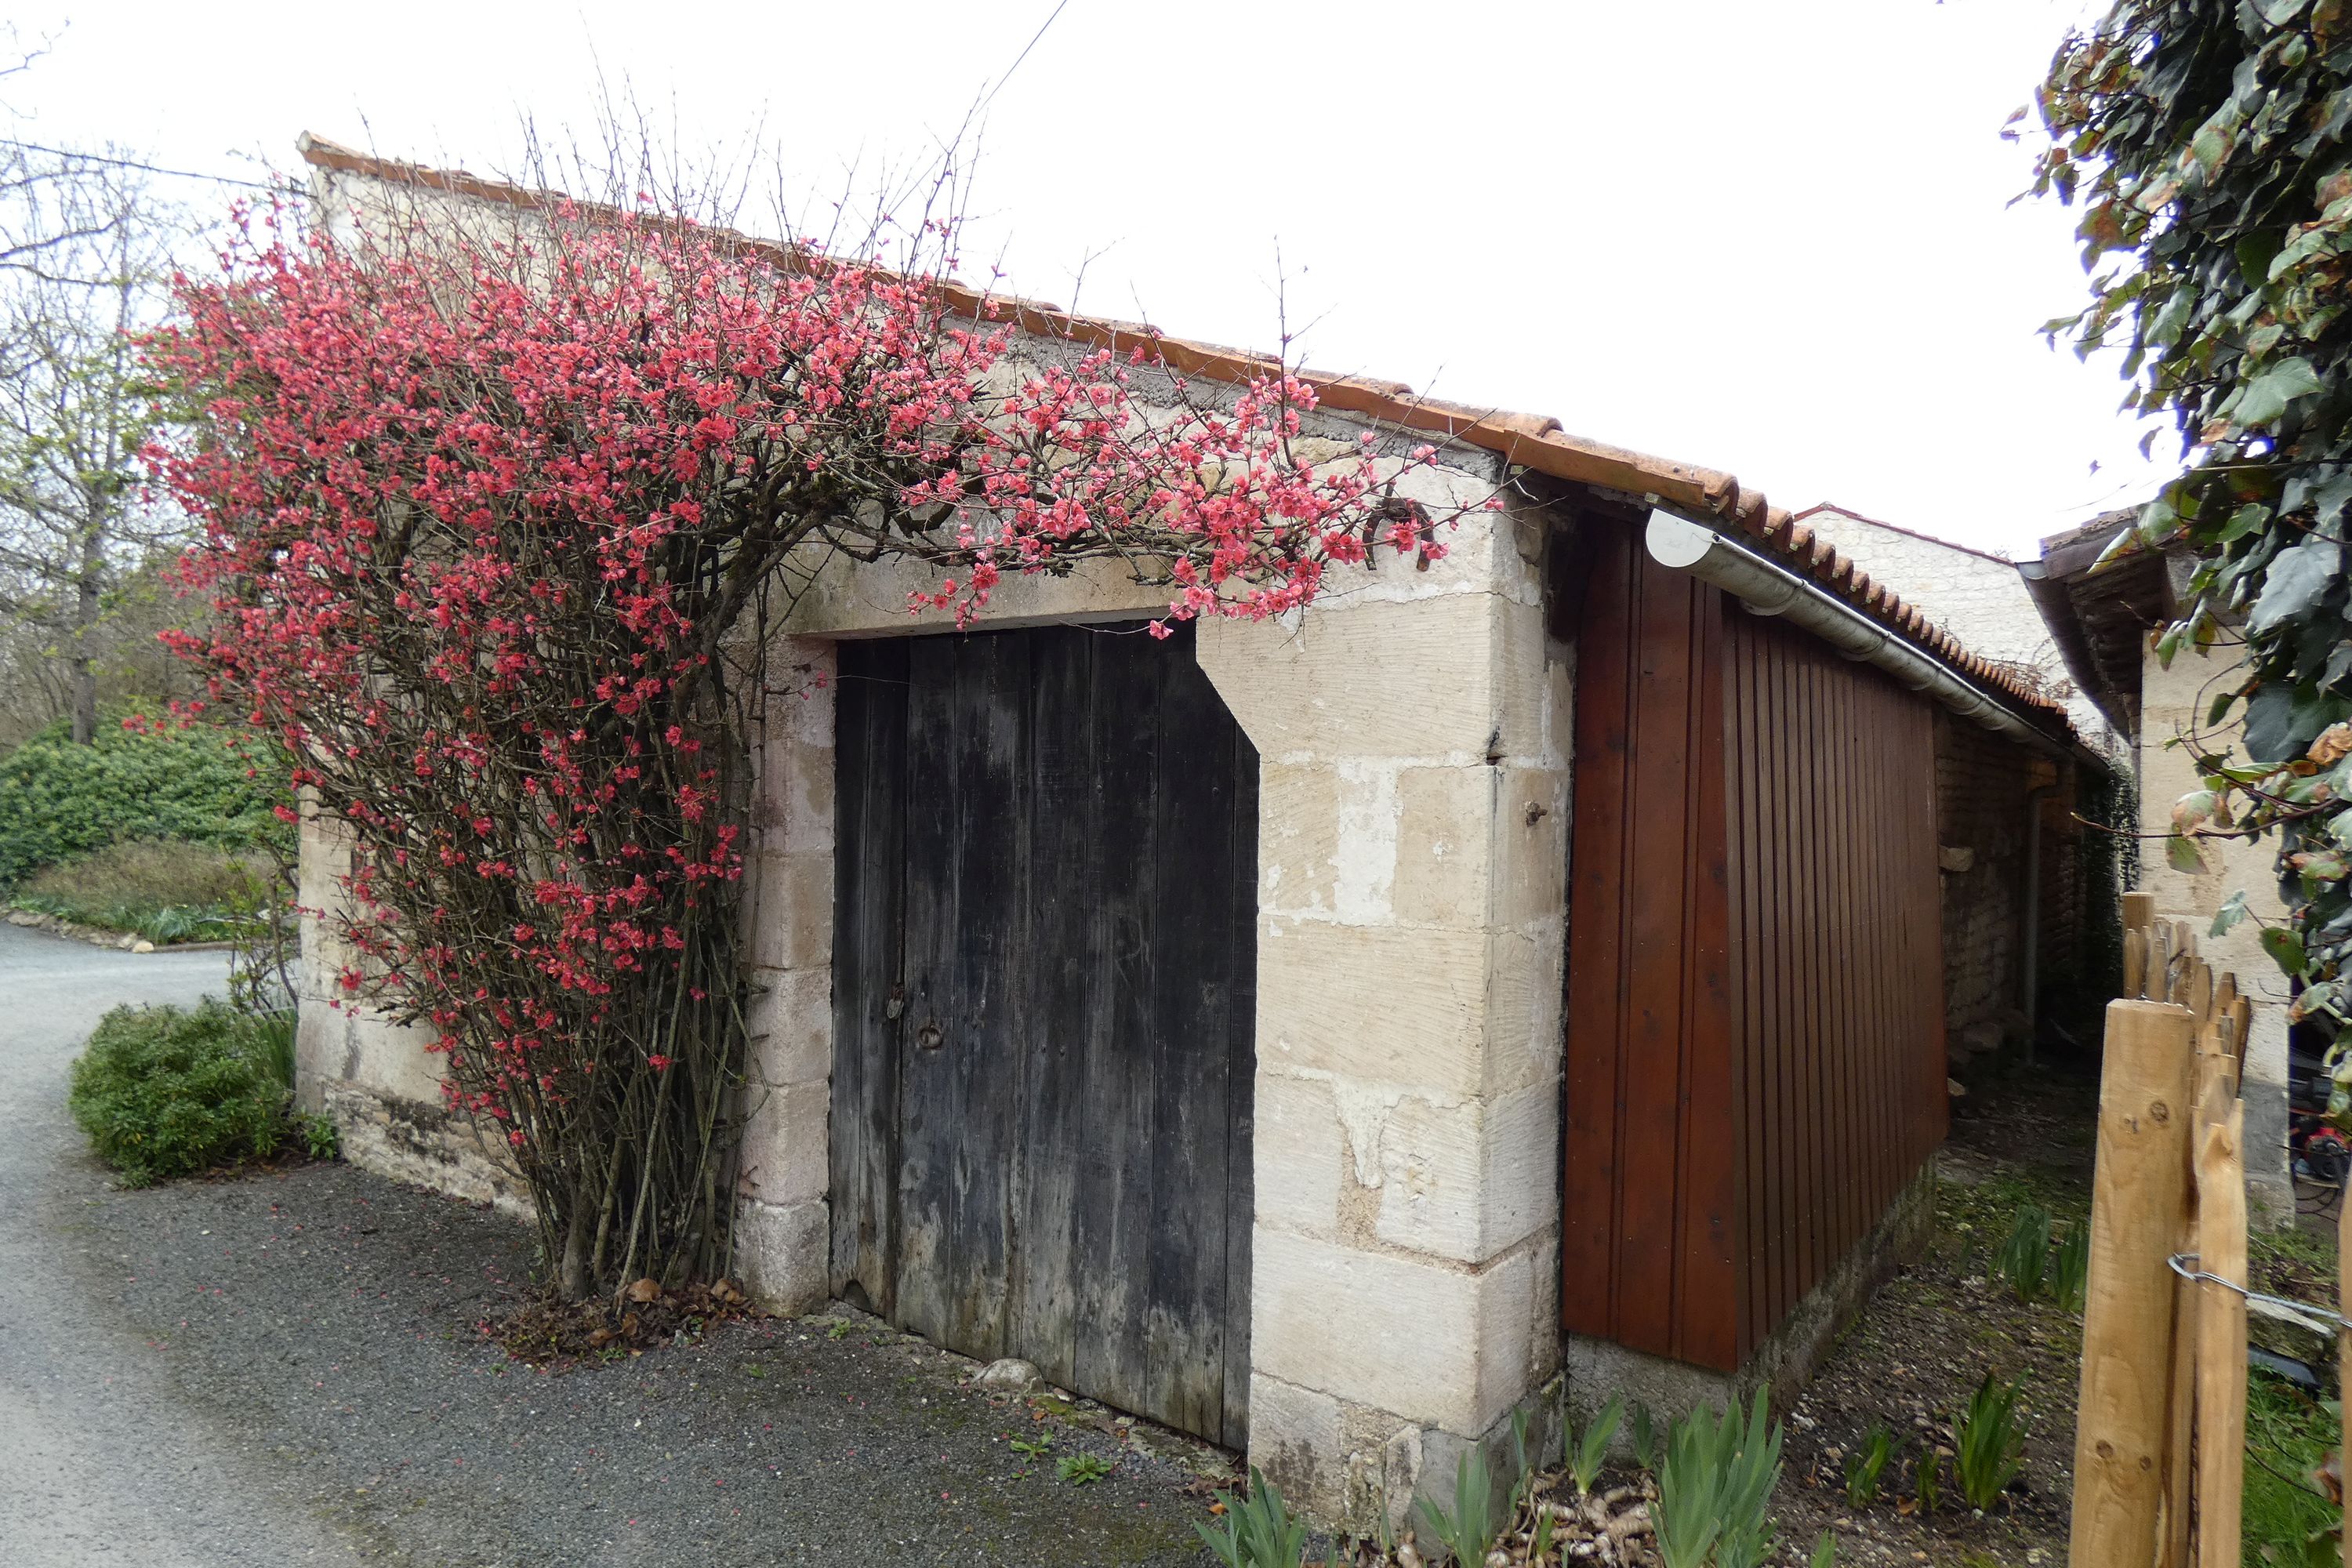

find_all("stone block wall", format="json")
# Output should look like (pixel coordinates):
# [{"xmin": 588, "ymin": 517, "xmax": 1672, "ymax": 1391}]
[
  {"xmin": 1804, "ymin": 506, "xmax": 2123, "ymax": 764},
  {"xmin": 2139, "ymin": 643, "xmax": 2295, "ymax": 1217},
  {"xmin": 292, "ymin": 804, "xmax": 528, "ymax": 1215},
  {"xmin": 731, "ymin": 435, "xmax": 1567, "ymax": 1530}
]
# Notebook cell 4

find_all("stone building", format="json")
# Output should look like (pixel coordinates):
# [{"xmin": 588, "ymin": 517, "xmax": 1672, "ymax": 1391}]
[
  {"xmin": 1798, "ymin": 506, "xmax": 2129, "ymax": 1071},
  {"xmin": 289, "ymin": 136, "xmax": 2097, "ymax": 1529},
  {"xmin": 2024, "ymin": 512, "xmax": 2296, "ymax": 1219}
]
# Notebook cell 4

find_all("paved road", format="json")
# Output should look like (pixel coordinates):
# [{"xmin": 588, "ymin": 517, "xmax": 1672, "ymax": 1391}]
[
  {"xmin": 0, "ymin": 922, "xmax": 366, "ymax": 1565},
  {"xmin": 0, "ymin": 922, "xmax": 1217, "ymax": 1566}
]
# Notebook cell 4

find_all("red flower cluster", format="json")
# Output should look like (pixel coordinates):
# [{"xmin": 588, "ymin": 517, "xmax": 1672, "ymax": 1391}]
[{"xmin": 145, "ymin": 200, "xmax": 1476, "ymax": 1294}]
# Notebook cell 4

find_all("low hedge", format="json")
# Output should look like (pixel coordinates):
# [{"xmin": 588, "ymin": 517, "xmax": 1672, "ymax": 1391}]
[
  {"xmin": 67, "ymin": 1000, "xmax": 293, "ymax": 1186},
  {"xmin": 0, "ymin": 709, "xmax": 292, "ymax": 884}
]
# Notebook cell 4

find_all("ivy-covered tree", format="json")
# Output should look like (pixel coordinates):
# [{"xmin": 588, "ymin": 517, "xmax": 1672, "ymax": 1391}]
[{"xmin": 2038, "ymin": 0, "xmax": 2352, "ymax": 1079}]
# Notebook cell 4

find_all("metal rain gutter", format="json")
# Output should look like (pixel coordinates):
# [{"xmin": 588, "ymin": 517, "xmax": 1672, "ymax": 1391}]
[{"xmin": 1643, "ymin": 509, "xmax": 2070, "ymax": 758}]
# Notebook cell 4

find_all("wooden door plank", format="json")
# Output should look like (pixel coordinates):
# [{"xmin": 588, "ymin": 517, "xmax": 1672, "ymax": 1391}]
[
  {"xmin": 1005, "ymin": 626, "xmax": 1096, "ymax": 1393},
  {"xmin": 1142, "ymin": 633, "xmax": 1243, "ymax": 1443},
  {"xmin": 939, "ymin": 631, "xmax": 1029, "ymax": 1359},
  {"xmin": 1222, "ymin": 724, "xmax": 1261, "ymax": 1452},
  {"xmin": 828, "ymin": 637, "xmax": 909, "ymax": 1314},
  {"xmin": 1069, "ymin": 630, "xmax": 1163, "ymax": 1415},
  {"xmin": 891, "ymin": 633, "xmax": 965, "ymax": 1352}
]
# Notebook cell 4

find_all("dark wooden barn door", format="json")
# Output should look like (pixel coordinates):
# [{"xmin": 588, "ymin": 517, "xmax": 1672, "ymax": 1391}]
[{"xmin": 829, "ymin": 621, "xmax": 1259, "ymax": 1448}]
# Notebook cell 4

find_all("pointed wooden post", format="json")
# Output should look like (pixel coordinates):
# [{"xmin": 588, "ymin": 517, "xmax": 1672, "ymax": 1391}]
[
  {"xmin": 2340, "ymin": 1190, "xmax": 2351, "ymax": 1568},
  {"xmin": 2072, "ymin": 997, "xmax": 2198, "ymax": 1568},
  {"xmin": 2193, "ymin": 1095, "xmax": 2245, "ymax": 1568}
]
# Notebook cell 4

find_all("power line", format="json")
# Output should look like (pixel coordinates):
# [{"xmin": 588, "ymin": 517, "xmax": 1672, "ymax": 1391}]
[
  {"xmin": 0, "ymin": 140, "xmax": 278, "ymax": 191},
  {"xmin": 979, "ymin": 0, "xmax": 1073, "ymax": 111}
]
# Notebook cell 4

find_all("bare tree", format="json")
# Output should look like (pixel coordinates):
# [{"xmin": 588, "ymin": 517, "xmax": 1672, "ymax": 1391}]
[{"xmin": 0, "ymin": 145, "xmax": 189, "ymax": 744}]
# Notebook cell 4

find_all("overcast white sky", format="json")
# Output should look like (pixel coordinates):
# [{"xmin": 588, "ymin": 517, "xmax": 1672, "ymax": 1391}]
[{"xmin": 6, "ymin": 0, "xmax": 2161, "ymax": 557}]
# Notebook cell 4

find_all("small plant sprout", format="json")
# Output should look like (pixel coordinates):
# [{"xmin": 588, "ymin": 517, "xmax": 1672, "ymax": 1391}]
[
  {"xmin": 1416, "ymin": 1443, "xmax": 1503, "ymax": 1567},
  {"xmin": 1509, "ymin": 1406, "xmax": 1536, "ymax": 1514},
  {"xmin": 1994, "ymin": 1205, "xmax": 2053, "ymax": 1303},
  {"xmin": 297, "ymin": 1112, "xmax": 340, "ymax": 1162},
  {"xmin": 1951, "ymin": 1374, "xmax": 2028, "ymax": 1510},
  {"xmin": 1571, "ymin": 1394, "xmax": 1625, "ymax": 1496},
  {"xmin": 1057, "ymin": 1453, "xmax": 1112, "ymax": 1486},
  {"xmin": 1009, "ymin": 1433, "xmax": 1052, "ymax": 1458},
  {"xmin": 1655, "ymin": 1390, "xmax": 1781, "ymax": 1568},
  {"xmin": 1915, "ymin": 1448, "xmax": 1942, "ymax": 1517},
  {"xmin": 1630, "ymin": 1401, "xmax": 1659, "ymax": 1474},
  {"xmin": 1843, "ymin": 1423, "xmax": 1894, "ymax": 1508},
  {"xmin": 1194, "ymin": 1466, "xmax": 1309, "ymax": 1568},
  {"xmin": 2051, "ymin": 1221, "xmax": 2090, "ymax": 1314},
  {"xmin": 1810, "ymin": 1531, "xmax": 1838, "ymax": 1568}
]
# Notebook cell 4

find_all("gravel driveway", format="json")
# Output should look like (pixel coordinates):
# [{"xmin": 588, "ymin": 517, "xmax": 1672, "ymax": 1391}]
[{"xmin": 0, "ymin": 922, "xmax": 1218, "ymax": 1565}]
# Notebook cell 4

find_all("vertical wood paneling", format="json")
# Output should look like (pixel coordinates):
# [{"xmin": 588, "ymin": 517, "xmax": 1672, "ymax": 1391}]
[
  {"xmin": 1721, "ymin": 608, "xmax": 1945, "ymax": 1351},
  {"xmin": 832, "ymin": 622, "xmax": 1258, "ymax": 1443},
  {"xmin": 1566, "ymin": 514, "xmax": 1950, "ymax": 1372},
  {"xmin": 1563, "ymin": 524, "xmax": 1737, "ymax": 1367}
]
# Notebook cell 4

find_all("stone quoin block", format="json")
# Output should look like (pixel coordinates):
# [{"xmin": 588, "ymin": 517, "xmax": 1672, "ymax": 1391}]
[
  {"xmin": 1198, "ymin": 592, "xmax": 1515, "ymax": 761},
  {"xmin": 742, "ymin": 964, "xmax": 832, "ymax": 1088},
  {"xmin": 1374, "ymin": 1079, "xmax": 1559, "ymax": 1264},
  {"xmin": 1250, "ymin": 1227, "xmax": 1540, "ymax": 1437},
  {"xmin": 1254, "ymin": 920, "xmax": 1490, "ymax": 1098},
  {"xmin": 1250, "ymin": 1071, "xmax": 1348, "ymax": 1241},
  {"xmin": 746, "ymin": 850, "xmax": 833, "ymax": 972},
  {"xmin": 735, "ymin": 1079, "xmax": 829, "ymax": 1210},
  {"xmin": 733, "ymin": 1197, "xmax": 828, "ymax": 1314},
  {"xmin": 1256, "ymin": 761, "xmax": 1343, "ymax": 916}
]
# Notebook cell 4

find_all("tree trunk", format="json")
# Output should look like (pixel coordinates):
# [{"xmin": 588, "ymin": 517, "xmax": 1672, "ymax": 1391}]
[{"xmin": 70, "ymin": 522, "xmax": 100, "ymax": 745}]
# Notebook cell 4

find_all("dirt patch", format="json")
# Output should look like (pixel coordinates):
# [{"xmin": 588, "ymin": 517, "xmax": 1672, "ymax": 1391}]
[{"xmin": 1767, "ymin": 1062, "xmax": 2099, "ymax": 1568}]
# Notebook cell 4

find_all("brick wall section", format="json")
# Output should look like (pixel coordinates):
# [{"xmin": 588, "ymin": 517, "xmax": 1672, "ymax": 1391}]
[{"xmin": 1933, "ymin": 713, "xmax": 2038, "ymax": 1065}]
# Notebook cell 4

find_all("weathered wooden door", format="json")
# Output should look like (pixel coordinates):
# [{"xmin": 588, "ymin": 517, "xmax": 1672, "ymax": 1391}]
[{"xmin": 829, "ymin": 621, "xmax": 1258, "ymax": 1447}]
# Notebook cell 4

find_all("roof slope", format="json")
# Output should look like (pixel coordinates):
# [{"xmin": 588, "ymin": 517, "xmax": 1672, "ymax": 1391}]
[
  {"xmin": 2021, "ymin": 510, "xmax": 2169, "ymax": 735},
  {"xmin": 295, "ymin": 134, "xmax": 2071, "ymax": 736}
]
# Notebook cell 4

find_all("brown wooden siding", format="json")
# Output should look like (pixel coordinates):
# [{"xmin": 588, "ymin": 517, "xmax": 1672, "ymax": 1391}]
[
  {"xmin": 1564, "ymin": 521, "xmax": 1947, "ymax": 1372},
  {"xmin": 1563, "ymin": 522, "xmax": 1740, "ymax": 1370},
  {"xmin": 1722, "ymin": 609, "xmax": 1946, "ymax": 1360}
]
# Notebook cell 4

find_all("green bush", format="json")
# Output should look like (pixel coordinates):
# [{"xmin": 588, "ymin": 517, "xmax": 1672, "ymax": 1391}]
[
  {"xmin": 67, "ymin": 1000, "xmax": 291, "ymax": 1185},
  {"xmin": 0, "ymin": 708, "xmax": 292, "ymax": 885}
]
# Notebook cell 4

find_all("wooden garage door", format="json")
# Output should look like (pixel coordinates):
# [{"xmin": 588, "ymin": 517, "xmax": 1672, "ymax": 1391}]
[{"xmin": 829, "ymin": 621, "xmax": 1258, "ymax": 1447}]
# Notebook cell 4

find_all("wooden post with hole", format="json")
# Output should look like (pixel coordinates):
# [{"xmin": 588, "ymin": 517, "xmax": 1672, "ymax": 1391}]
[
  {"xmin": 2071, "ymin": 996, "xmax": 2198, "ymax": 1568},
  {"xmin": 2193, "ymin": 1093, "xmax": 2245, "ymax": 1568}
]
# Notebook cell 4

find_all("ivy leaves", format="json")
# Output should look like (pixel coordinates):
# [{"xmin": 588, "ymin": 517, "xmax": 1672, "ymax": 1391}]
[{"xmin": 2040, "ymin": 0, "xmax": 2352, "ymax": 1007}]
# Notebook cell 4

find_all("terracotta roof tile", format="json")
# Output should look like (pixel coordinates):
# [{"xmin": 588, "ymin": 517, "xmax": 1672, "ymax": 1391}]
[{"xmin": 293, "ymin": 132, "xmax": 2072, "ymax": 738}]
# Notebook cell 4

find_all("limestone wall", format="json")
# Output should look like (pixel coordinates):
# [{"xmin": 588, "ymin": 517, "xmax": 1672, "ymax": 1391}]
[
  {"xmin": 743, "ymin": 434, "xmax": 1568, "ymax": 1529},
  {"xmin": 1803, "ymin": 506, "xmax": 2122, "ymax": 760},
  {"xmin": 292, "ymin": 804, "xmax": 527, "ymax": 1216},
  {"xmin": 2139, "ymin": 643, "xmax": 2296, "ymax": 1216}
]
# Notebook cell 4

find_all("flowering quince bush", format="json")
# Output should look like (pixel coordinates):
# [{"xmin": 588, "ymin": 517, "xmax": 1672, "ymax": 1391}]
[{"xmin": 147, "ymin": 198, "xmax": 1483, "ymax": 1300}]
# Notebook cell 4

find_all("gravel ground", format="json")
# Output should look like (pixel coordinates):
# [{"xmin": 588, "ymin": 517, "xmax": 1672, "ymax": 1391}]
[{"xmin": 4, "ymin": 922, "xmax": 1221, "ymax": 1566}]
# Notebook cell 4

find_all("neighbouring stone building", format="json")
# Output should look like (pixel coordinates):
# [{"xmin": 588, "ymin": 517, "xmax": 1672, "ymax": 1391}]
[
  {"xmin": 288, "ymin": 135, "xmax": 2103, "ymax": 1530},
  {"xmin": 2024, "ymin": 512, "xmax": 2296, "ymax": 1219},
  {"xmin": 1798, "ymin": 505, "xmax": 2129, "ymax": 1072}
]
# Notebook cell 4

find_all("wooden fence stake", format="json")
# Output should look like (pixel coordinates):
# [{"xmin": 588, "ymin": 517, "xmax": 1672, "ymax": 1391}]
[
  {"xmin": 2072, "ymin": 998, "xmax": 2198, "ymax": 1568},
  {"xmin": 2194, "ymin": 1095, "xmax": 2245, "ymax": 1568},
  {"xmin": 2340, "ymin": 1190, "xmax": 2351, "ymax": 1568}
]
